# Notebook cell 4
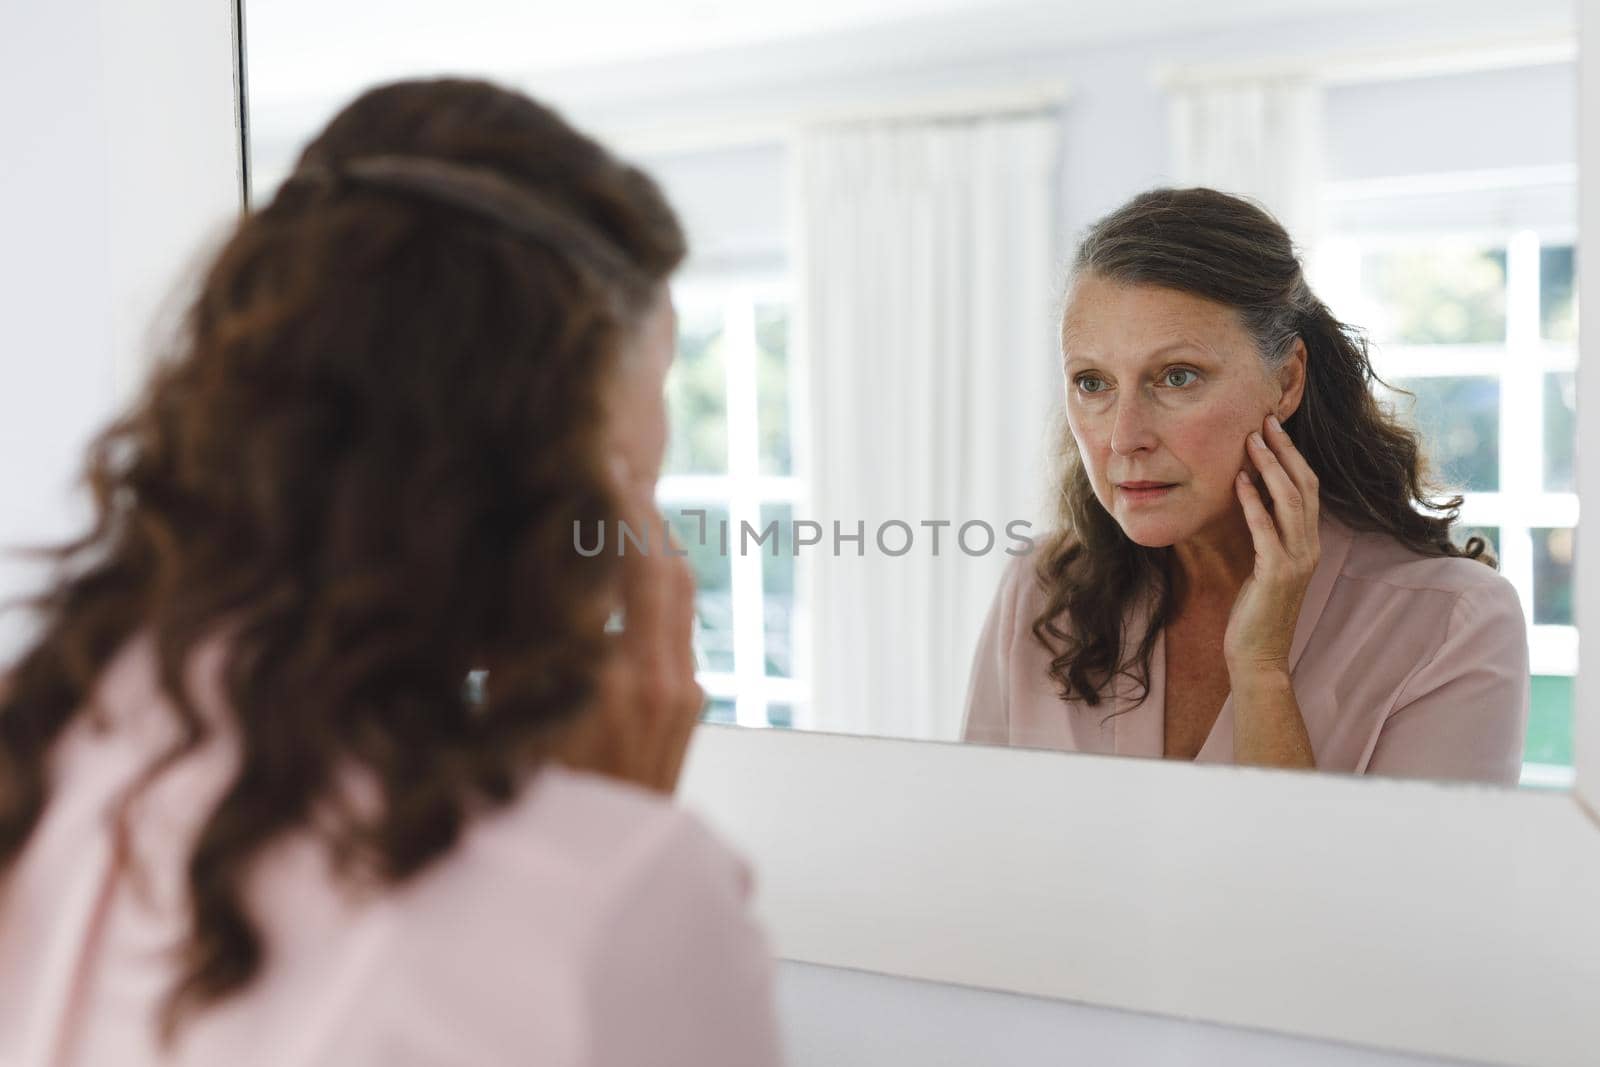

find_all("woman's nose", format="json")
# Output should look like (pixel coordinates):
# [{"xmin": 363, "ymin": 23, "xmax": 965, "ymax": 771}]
[{"xmin": 1108, "ymin": 394, "xmax": 1158, "ymax": 456}]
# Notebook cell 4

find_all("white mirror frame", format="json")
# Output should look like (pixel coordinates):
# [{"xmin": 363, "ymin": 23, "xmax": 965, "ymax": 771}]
[
  {"xmin": 112, "ymin": 3, "xmax": 1599, "ymax": 1065},
  {"xmin": 677, "ymin": 15, "xmax": 1600, "ymax": 1067}
]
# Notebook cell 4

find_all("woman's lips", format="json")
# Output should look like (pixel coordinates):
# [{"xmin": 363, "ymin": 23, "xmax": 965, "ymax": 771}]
[{"xmin": 1116, "ymin": 481, "xmax": 1177, "ymax": 503}]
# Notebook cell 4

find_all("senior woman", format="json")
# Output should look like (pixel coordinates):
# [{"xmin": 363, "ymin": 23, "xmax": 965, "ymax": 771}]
[
  {"xmin": 0, "ymin": 80, "xmax": 781, "ymax": 1064},
  {"xmin": 964, "ymin": 187, "xmax": 1528, "ymax": 785}
]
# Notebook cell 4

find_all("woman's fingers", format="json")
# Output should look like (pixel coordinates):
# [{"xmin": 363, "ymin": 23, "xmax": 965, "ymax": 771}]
[
  {"xmin": 609, "ymin": 459, "xmax": 676, "ymax": 652},
  {"xmin": 591, "ymin": 456, "xmax": 705, "ymax": 792},
  {"xmin": 1245, "ymin": 431, "xmax": 1302, "ymax": 548},
  {"xmin": 653, "ymin": 552, "xmax": 704, "ymax": 790},
  {"xmin": 1263, "ymin": 415, "xmax": 1320, "ymax": 530},
  {"xmin": 1235, "ymin": 472, "xmax": 1285, "ymax": 565},
  {"xmin": 1226, "ymin": 417, "xmax": 1322, "ymax": 677},
  {"xmin": 1246, "ymin": 424, "xmax": 1312, "ymax": 560}
]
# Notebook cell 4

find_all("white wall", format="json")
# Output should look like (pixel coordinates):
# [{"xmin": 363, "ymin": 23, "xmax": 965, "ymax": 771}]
[
  {"xmin": 1324, "ymin": 63, "xmax": 1576, "ymax": 182},
  {"xmin": 0, "ymin": 3, "xmax": 117, "ymax": 656},
  {"xmin": 0, "ymin": 0, "xmax": 239, "ymax": 658},
  {"xmin": 645, "ymin": 144, "xmax": 790, "ymax": 274}
]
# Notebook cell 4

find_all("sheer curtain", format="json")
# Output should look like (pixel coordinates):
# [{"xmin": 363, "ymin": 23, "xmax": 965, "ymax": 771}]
[
  {"xmin": 1168, "ymin": 77, "xmax": 1323, "ymax": 245},
  {"xmin": 796, "ymin": 112, "xmax": 1061, "ymax": 740}
]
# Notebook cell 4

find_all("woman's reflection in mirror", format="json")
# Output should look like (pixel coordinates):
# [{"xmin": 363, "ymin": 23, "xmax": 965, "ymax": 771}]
[{"xmin": 964, "ymin": 187, "xmax": 1528, "ymax": 784}]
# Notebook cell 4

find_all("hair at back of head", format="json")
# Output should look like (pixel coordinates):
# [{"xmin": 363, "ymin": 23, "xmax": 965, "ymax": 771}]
[{"xmin": 0, "ymin": 77, "xmax": 686, "ymax": 1038}]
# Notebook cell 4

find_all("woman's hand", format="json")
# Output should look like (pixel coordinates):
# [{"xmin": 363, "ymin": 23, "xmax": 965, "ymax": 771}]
[
  {"xmin": 1225, "ymin": 414, "xmax": 1321, "ymax": 679},
  {"xmin": 1223, "ymin": 413, "xmax": 1320, "ymax": 768},
  {"xmin": 553, "ymin": 459, "xmax": 705, "ymax": 794}
]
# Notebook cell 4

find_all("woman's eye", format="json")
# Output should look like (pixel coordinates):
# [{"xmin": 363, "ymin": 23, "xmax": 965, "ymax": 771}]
[
  {"xmin": 1076, "ymin": 375, "xmax": 1108, "ymax": 394},
  {"xmin": 1163, "ymin": 368, "xmax": 1199, "ymax": 388}
]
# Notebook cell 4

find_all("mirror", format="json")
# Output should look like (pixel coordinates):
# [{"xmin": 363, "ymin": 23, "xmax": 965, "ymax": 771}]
[{"xmin": 243, "ymin": 0, "xmax": 1577, "ymax": 788}]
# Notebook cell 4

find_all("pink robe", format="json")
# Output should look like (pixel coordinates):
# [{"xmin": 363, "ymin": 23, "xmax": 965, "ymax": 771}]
[
  {"xmin": 0, "ymin": 636, "xmax": 783, "ymax": 1066},
  {"xmin": 963, "ymin": 515, "xmax": 1530, "ymax": 784}
]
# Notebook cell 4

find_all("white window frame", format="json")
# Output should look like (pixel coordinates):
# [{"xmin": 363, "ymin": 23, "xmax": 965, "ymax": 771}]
[{"xmin": 661, "ymin": 275, "xmax": 808, "ymax": 730}]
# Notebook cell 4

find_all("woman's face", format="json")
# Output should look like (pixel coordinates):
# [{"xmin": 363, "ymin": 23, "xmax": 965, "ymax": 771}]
[
  {"xmin": 1061, "ymin": 275, "xmax": 1305, "ymax": 548},
  {"xmin": 604, "ymin": 286, "xmax": 677, "ymax": 490}
]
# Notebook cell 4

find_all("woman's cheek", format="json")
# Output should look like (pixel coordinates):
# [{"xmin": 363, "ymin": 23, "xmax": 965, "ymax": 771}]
[
  {"xmin": 1168, "ymin": 408, "xmax": 1239, "ymax": 490},
  {"xmin": 1066, "ymin": 411, "xmax": 1109, "ymax": 491}
]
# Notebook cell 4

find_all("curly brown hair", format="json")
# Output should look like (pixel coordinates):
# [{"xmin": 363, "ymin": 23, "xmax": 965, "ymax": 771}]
[
  {"xmin": 0, "ymin": 78, "xmax": 685, "ymax": 1035},
  {"xmin": 1035, "ymin": 187, "xmax": 1491, "ymax": 709}
]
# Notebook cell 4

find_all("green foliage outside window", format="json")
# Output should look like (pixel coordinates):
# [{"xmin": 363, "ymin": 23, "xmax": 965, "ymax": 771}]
[{"xmin": 1361, "ymin": 246, "xmax": 1507, "ymax": 345}]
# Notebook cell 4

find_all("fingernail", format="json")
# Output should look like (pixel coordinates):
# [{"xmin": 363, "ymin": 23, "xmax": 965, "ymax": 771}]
[
  {"xmin": 1267, "ymin": 415, "xmax": 1283, "ymax": 432},
  {"xmin": 1250, "ymin": 431, "xmax": 1265, "ymax": 447}
]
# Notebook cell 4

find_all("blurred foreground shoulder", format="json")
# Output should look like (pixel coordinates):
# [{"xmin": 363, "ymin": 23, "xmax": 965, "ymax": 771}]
[
  {"xmin": 581, "ymin": 782, "xmax": 784, "ymax": 1067},
  {"xmin": 316, "ymin": 767, "xmax": 782, "ymax": 1067}
]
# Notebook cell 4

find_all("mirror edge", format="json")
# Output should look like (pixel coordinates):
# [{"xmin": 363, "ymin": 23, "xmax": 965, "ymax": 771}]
[{"xmin": 1574, "ymin": 0, "xmax": 1599, "ymax": 825}]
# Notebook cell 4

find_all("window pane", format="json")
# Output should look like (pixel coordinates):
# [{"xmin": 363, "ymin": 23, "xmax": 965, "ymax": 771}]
[
  {"xmin": 1544, "ymin": 371, "xmax": 1577, "ymax": 493},
  {"xmin": 1360, "ymin": 245, "xmax": 1506, "ymax": 345},
  {"xmin": 761, "ymin": 502, "xmax": 795, "ymax": 679},
  {"xmin": 1377, "ymin": 376, "xmax": 1499, "ymax": 492},
  {"xmin": 1532, "ymin": 526, "xmax": 1576, "ymax": 626},
  {"xmin": 666, "ymin": 503, "xmax": 734, "ymax": 672},
  {"xmin": 766, "ymin": 702, "xmax": 795, "ymax": 729},
  {"xmin": 1526, "ymin": 675, "xmax": 1574, "ymax": 767},
  {"xmin": 756, "ymin": 303, "xmax": 793, "ymax": 477},
  {"xmin": 1540, "ymin": 245, "xmax": 1578, "ymax": 343},
  {"xmin": 665, "ymin": 307, "xmax": 727, "ymax": 474},
  {"xmin": 702, "ymin": 697, "xmax": 736, "ymax": 725}
]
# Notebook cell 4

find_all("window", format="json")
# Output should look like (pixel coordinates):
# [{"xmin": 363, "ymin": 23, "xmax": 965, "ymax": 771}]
[
  {"xmin": 661, "ymin": 277, "xmax": 806, "ymax": 729},
  {"xmin": 1316, "ymin": 178, "xmax": 1579, "ymax": 788}
]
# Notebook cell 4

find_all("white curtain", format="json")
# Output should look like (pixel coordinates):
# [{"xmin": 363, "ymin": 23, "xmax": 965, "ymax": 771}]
[
  {"xmin": 1168, "ymin": 78, "xmax": 1323, "ymax": 247},
  {"xmin": 796, "ymin": 113, "xmax": 1061, "ymax": 741}
]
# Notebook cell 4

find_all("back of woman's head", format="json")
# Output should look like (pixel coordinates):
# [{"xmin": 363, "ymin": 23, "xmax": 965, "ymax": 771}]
[
  {"xmin": 0, "ymin": 77, "xmax": 684, "ymax": 1033},
  {"xmin": 1037, "ymin": 187, "xmax": 1486, "ymax": 708}
]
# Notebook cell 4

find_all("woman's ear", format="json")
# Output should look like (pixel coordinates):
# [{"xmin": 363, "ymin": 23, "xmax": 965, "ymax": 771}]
[{"xmin": 1275, "ymin": 337, "xmax": 1309, "ymax": 421}]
